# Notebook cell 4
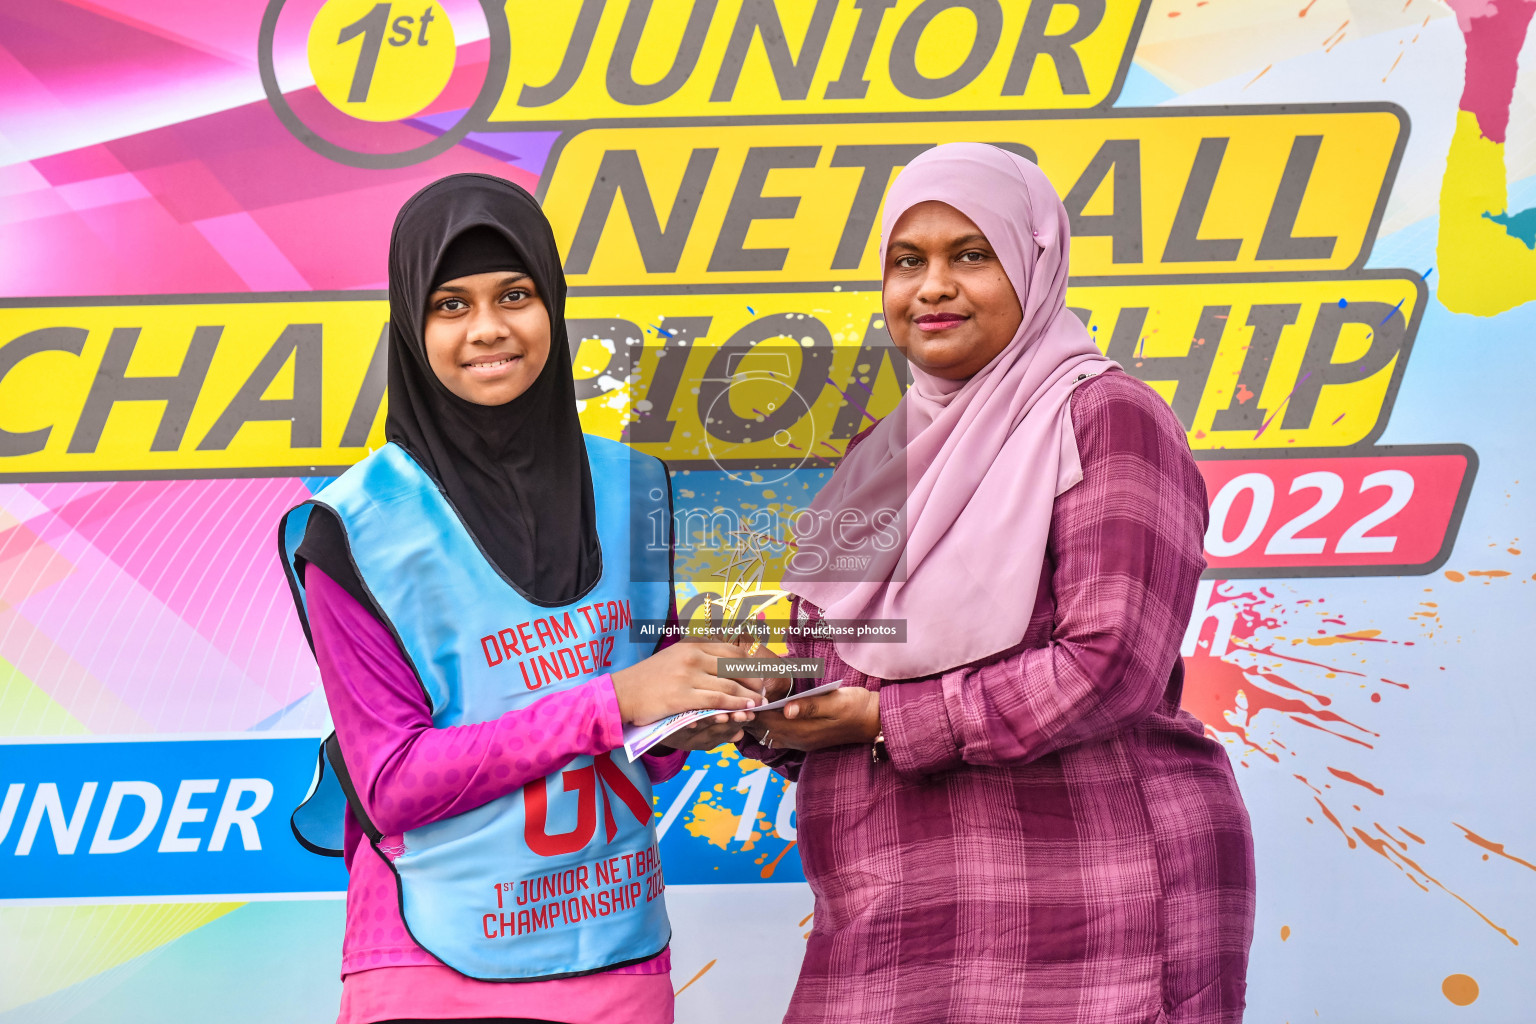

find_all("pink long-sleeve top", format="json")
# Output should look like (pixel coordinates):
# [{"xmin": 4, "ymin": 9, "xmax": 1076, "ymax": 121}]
[{"xmin": 303, "ymin": 563, "xmax": 688, "ymax": 1024}]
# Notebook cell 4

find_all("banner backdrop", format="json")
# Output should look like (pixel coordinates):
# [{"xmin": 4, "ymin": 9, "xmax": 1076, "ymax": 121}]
[{"xmin": 1, "ymin": 1, "xmax": 1533, "ymax": 1021}]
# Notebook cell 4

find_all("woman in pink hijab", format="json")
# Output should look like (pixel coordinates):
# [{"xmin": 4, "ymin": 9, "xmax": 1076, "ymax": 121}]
[{"xmin": 741, "ymin": 144, "xmax": 1255, "ymax": 1024}]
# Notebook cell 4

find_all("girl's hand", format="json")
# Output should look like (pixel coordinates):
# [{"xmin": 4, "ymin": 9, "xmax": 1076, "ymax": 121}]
[
  {"xmin": 611, "ymin": 641, "xmax": 763, "ymax": 726},
  {"xmin": 712, "ymin": 627, "xmax": 787, "ymax": 699},
  {"xmin": 746, "ymin": 688, "xmax": 880, "ymax": 752}
]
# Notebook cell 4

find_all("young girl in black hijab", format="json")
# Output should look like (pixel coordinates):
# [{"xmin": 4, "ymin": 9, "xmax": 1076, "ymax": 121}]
[{"xmin": 280, "ymin": 174, "xmax": 760, "ymax": 1024}]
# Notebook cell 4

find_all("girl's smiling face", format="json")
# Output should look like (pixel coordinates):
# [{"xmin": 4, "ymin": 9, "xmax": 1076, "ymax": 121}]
[
  {"xmin": 883, "ymin": 200, "xmax": 1023, "ymax": 381},
  {"xmin": 423, "ymin": 270, "xmax": 551, "ymax": 405}
]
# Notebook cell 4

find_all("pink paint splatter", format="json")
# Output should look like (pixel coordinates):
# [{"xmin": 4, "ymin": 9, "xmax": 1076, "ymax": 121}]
[{"xmin": 1447, "ymin": 0, "xmax": 1536, "ymax": 142}]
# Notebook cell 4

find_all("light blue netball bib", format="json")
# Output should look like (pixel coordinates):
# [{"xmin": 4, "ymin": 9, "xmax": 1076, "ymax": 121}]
[{"xmin": 280, "ymin": 436, "xmax": 673, "ymax": 981}]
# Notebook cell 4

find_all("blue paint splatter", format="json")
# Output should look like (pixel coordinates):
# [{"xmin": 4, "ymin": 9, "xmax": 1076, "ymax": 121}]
[
  {"xmin": 1484, "ymin": 208, "xmax": 1536, "ymax": 250},
  {"xmin": 1337, "ymin": 298, "xmax": 1348, "ymax": 308},
  {"xmin": 747, "ymin": 306, "xmax": 756, "ymax": 315}
]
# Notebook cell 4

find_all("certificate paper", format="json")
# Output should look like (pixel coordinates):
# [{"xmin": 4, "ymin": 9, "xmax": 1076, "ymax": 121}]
[{"xmin": 622, "ymin": 680, "xmax": 845, "ymax": 761}]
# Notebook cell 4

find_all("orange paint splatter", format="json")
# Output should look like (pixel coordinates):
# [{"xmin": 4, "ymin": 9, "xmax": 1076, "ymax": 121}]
[
  {"xmin": 1173, "ymin": 586, "xmax": 1521, "ymax": 932},
  {"xmin": 1258, "ymin": 671, "xmax": 1333, "ymax": 705},
  {"xmin": 1181, "ymin": 656, "xmax": 1279, "ymax": 760},
  {"xmin": 1288, "ymin": 714, "xmax": 1376, "ymax": 749},
  {"xmin": 1444, "ymin": 570, "xmax": 1465, "ymax": 582},
  {"xmin": 1373, "ymin": 823, "xmax": 1408, "ymax": 851},
  {"xmin": 1183, "ymin": 587, "xmax": 1392, "ymax": 762},
  {"xmin": 1350, "ymin": 827, "xmax": 1518, "ymax": 945},
  {"xmin": 1469, "ymin": 570, "xmax": 1510, "ymax": 578},
  {"xmin": 1442, "ymin": 974, "xmax": 1479, "ymax": 1006},
  {"xmin": 1306, "ymin": 629, "xmax": 1384, "ymax": 646},
  {"xmin": 1454, "ymin": 825, "xmax": 1536, "ymax": 872},
  {"xmin": 799, "ymin": 912, "xmax": 814, "ymax": 926},
  {"xmin": 1244, "ymin": 65, "xmax": 1272, "ymax": 90},
  {"xmin": 1383, "ymin": 51, "xmax": 1404, "ymax": 82},
  {"xmin": 1235, "ymin": 642, "xmax": 1365, "ymax": 677},
  {"xmin": 1314, "ymin": 797, "xmax": 1355, "ymax": 849},
  {"xmin": 1328, "ymin": 767, "xmax": 1384, "ymax": 795},
  {"xmin": 761, "ymin": 840, "xmax": 798, "ymax": 879},
  {"xmin": 1280, "ymin": 925, "xmax": 1291, "ymax": 941},
  {"xmin": 674, "ymin": 959, "xmax": 717, "ymax": 997},
  {"xmin": 1508, "ymin": 548, "xmax": 1521, "ymax": 555},
  {"xmin": 1299, "ymin": 0, "xmax": 1318, "ymax": 15}
]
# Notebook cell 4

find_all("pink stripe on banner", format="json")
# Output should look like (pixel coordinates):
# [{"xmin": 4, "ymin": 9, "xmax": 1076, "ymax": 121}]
[
  {"xmin": 57, "ymin": 170, "xmax": 152, "ymax": 211},
  {"xmin": 0, "ymin": 161, "xmax": 51, "ymax": 198},
  {"xmin": 44, "ymin": 478, "xmax": 318, "ymax": 697},
  {"xmin": 18, "ymin": 478, "xmax": 317, "ymax": 731},
  {"xmin": 0, "ymin": 604, "xmax": 153, "ymax": 734},
  {"xmin": 0, "ymin": 520, "xmax": 75, "ymax": 608},
  {"xmin": 0, "ymin": 185, "xmax": 70, "ymax": 227},
  {"xmin": 16, "ymin": 519, "xmax": 279, "ymax": 733},
  {"xmin": 193, "ymin": 210, "xmax": 312, "ymax": 291},
  {"xmin": 30, "ymin": 144, "xmax": 128, "ymax": 186},
  {"xmin": 71, "ymin": 197, "xmax": 248, "ymax": 293}
]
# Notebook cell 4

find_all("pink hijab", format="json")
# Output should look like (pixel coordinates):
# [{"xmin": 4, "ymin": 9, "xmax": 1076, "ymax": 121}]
[{"xmin": 783, "ymin": 143, "xmax": 1117, "ymax": 680}]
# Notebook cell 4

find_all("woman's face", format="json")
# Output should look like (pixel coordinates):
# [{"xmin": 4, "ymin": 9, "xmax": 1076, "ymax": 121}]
[
  {"xmin": 883, "ymin": 201, "xmax": 1023, "ymax": 381},
  {"xmin": 424, "ymin": 271, "xmax": 551, "ymax": 405}
]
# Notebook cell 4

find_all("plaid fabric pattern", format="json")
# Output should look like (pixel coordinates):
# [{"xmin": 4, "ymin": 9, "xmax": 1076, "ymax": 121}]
[{"xmin": 743, "ymin": 371, "xmax": 1255, "ymax": 1024}]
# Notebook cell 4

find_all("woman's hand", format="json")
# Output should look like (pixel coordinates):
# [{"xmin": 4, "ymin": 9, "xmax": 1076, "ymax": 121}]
[
  {"xmin": 611, "ymin": 641, "xmax": 763, "ymax": 726},
  {"xmin": 657, "ymin": 715, "xmax": 752, "ymax": 752},
  {"xmin": 747, "ymin": 688, "xmax": 880, "ymax": 753}
]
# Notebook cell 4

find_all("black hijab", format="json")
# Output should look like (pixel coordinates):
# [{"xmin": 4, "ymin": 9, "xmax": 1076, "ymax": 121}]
[{"xmin": 299, "ymin": 173, "xmax": 600, "ymax": 607}]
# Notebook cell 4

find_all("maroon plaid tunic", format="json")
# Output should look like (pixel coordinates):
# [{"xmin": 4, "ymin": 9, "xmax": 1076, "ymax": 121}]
[{"xmin": 743, "ymin": 370, "xmax": 1254, "ymax": 1024}]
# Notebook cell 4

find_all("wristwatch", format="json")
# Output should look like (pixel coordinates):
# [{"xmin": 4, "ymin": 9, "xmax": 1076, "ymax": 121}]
[{"xmin": 871, "ymin": 730, "xmax": 887, "ymax": 764}]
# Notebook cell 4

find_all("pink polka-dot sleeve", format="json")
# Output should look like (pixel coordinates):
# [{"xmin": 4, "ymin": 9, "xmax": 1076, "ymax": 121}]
[{"xmin": 307, "ymin": 566, "xmax": 627, "ymax": 836}]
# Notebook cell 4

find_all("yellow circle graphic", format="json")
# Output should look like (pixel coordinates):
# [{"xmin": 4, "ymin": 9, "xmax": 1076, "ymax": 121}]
[
  {"xmin": 308, "ymin": 0, "xmax": 456, "ymax": 123},
  {"xmin": 1442, "ymin": 974, "xmax": 1479, "ymax": 1007}
]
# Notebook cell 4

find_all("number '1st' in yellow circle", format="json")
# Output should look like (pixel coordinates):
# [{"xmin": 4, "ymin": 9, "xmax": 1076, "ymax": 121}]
[{"xmin": 309, "ymin": 0, "xmax": 456, "ymax": 123}]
